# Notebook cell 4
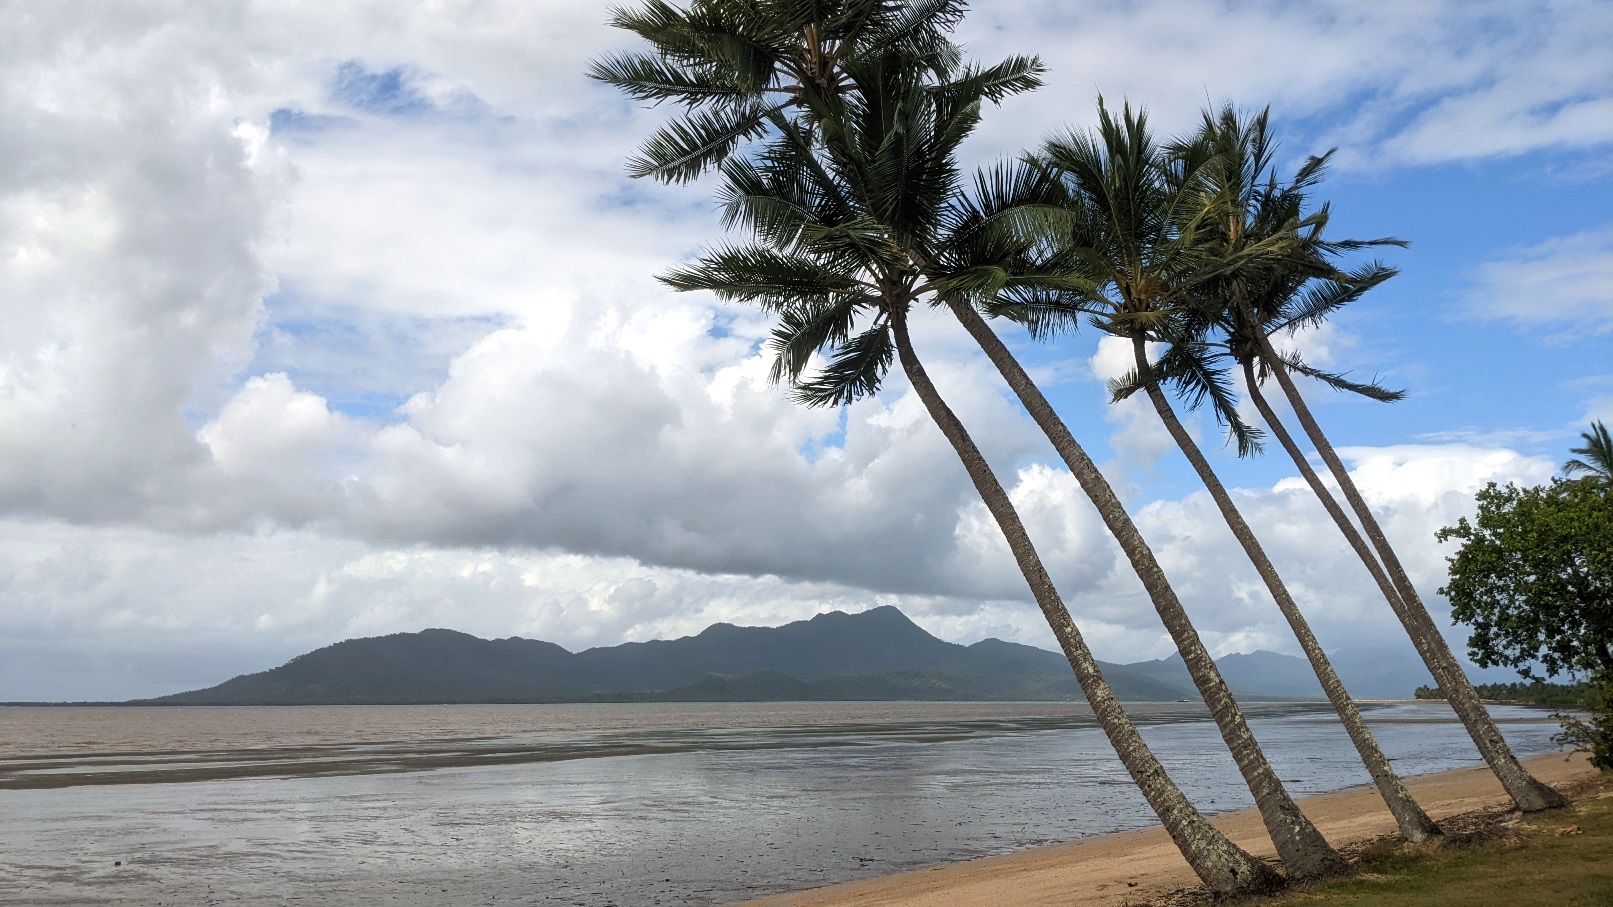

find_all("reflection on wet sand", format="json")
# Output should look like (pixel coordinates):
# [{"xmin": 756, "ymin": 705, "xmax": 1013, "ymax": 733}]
[
  {"xmin": 0, "ymin": 701, "xmax": 1206, "ymax": 789},
  {"xmin": 0, "ymin": 701, "xmax": 1567, "ymax": 906}
]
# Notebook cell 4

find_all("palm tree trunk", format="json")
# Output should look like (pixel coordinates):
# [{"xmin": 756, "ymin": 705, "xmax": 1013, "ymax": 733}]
[
  {"xmin": 1240, "ymin": 350, "xmax": 1566, "ymax": 812},
  {"xmin": 1130, "ymin": 336, "xmax": 1439, "ymax": 841},
  {"xmin": 1240, "ymin": 360, "xmax": 1413, "ymax": 645},
  {"xmin": 944, "ymin": 301, "xmax": 1344, "ymax": 879},
  {"xmin": 888, "ymin": 308, "xmax": 1281, "ymax": 894}
]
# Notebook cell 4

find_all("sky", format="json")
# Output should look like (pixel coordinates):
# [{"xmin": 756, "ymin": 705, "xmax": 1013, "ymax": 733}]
[{"xmin": 1, "ymin": 1, "xmax": 1609, "ymax": 701}]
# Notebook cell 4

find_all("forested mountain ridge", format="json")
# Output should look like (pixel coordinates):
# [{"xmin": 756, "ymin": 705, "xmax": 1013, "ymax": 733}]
[{"xmin": 144, "ymin": 606, "xmax": 1414, "ymax": 705}]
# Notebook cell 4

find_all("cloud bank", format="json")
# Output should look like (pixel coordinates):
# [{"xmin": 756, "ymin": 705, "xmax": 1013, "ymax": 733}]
[{"xmin": 0, "ymin": 1, "xmax": 1606, "ymax": 698}]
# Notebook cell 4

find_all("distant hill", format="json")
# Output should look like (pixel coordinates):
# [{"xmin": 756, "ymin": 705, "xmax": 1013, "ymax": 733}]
[
  {"xmin": 144, "ymin": 606, "xmax": 1370, "ymax": 706},
  {"xmin": 1327, "ymin": 646, "xmax": 1440, "ymax": 701},
  {"xmin": 1121, "ymin": 650, "xmax": 1328, "ymax": 702}
]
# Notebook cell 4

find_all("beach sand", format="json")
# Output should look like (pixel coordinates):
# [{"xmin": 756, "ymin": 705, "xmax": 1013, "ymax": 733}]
[{"xmin": 744, "ymin": 751, "xmax": 1599, "ymax": 907}]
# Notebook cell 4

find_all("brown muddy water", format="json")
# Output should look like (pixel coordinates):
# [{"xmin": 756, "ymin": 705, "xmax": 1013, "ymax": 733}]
[{"xmin": 0, "ymin": 701, "xmax": 1566, "ymax": 906}]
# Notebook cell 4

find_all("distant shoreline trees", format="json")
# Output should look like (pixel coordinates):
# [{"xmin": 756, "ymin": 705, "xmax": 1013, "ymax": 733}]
[{"xmin": 1414, "ymin": 681, "xmax": 1594, "ymax": 707}]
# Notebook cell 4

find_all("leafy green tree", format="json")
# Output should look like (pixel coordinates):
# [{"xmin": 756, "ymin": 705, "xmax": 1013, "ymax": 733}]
[
  {"xmin": 592, "ymin": 3, "xmax": 1281, "ymax": 892},
  {"xmin": 1440, "ymin": 476, "xmax": 1613, "ymax": 771},
  {"xmin": 1415, "ymin": 681, "xmax": 1597, "ymax": 706},
  {"xmin": 1439, "ymin": 479, "xmax": 1613, "ymax": 680},
  {"xmin": 1551, "ymin": 682, "xmax": 1613, "ymax": 772}
]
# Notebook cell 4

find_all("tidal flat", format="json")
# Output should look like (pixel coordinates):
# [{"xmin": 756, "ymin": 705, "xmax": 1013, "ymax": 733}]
[{"xmin": 0, "ymin": 701, "xmax": 1567, "ymax": 905}]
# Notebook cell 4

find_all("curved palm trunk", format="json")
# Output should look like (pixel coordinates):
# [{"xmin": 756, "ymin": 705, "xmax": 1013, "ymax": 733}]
[
  {"xmin": 1240, "ymin": 354, "xmax": 1566, "ymax": 812},
  {"xmin": 945, "ymin": 302, "xmax": 1344, "ymax": 879},
  {"xmin": 1131, "ymin": 336, "xmax": 1439, "ymax": 841},
  {"xmin": 889, "ymin": 309, "xmax": 1280, "ymax": 894}
]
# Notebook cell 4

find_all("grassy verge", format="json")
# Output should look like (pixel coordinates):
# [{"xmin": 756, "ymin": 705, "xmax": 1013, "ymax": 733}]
[{"xmin": 1163, "ymin": 777, "xmax": 1613, "ymax": 907}]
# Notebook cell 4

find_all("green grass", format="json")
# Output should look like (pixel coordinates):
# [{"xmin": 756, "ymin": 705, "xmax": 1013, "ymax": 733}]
[{"xmin": 1252, "ymin": 791, "xmax": 1613, "ymax": 907}]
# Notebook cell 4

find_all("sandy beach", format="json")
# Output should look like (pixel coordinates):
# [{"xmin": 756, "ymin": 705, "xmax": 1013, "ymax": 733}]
[{"xmin": 746, "ymin": 751, "xmax": 1599, "ymax": 907}]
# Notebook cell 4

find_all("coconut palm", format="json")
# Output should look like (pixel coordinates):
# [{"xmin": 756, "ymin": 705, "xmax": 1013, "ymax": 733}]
[
  {"xmin": 1032, "ymin": 105, "xmax": 1438, "ymax": 839},
  {"xmin": 1565, "ymin": 421, "xmax": 1613, "ymax": 486},
  {"xmin": 1239, "ymin": 329, "xmax": 1568, "ymax": 815},
  {"xmin": 593, "ymin": 5, "xmax": 1280, "ymax": 891},
  {"xmin": 1032, "ymin": 118, "xmax": 1438, "ymax": 839},
  {"xmin": 588, "ymin": 0, "xmax": 975, "ymax": 184},
  {"xmin": 940, "ymin": 102, "xmax": 1345, "ymax": 876},
  {"xmin": 1126, "ymin": 341, "xmax": 1440, "ymax": 846},
  {"xmin": 1184, "ymin": 108, "xmax": 1566, "ymax": 812}
]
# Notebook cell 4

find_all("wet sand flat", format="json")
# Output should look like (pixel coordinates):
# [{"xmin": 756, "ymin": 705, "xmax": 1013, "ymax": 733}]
[
  {"xmin": 744, "ymin": 752, "xmax": 1598, "ymax": 907},
  {"xmin": 0, "ymin": 703, "xmax": 1574, "ymax": 906}
]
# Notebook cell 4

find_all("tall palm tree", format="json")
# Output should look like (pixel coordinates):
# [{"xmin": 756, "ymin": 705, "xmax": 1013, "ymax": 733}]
[
  {"xmin": 593, "ymin": 4, "xmax": 1280, "ymax": 891},
  {"xmin": 1565, "ymin": 421, "xmax": 1613, "ymax": 486},
  {"xmin": 1004, "ymin": 106, "xmax": 1440, "ymax": 842},
  {"xmin": 1126, "ymin": 342, "xmax": 1440, "ymax": 845},
  {"xmin": 1186, "ymin": 108, "xmax": 1567, "ymax": 812},
  {"xmin": 938, "ymin": 103, "xmax": 1346, "ymax": 877},
  {"xmin": 1241, "ymin": 331, "xmax": 1567, "ymax": 814},
  {"xmin": 1051, "ymin": 107, "xmax": 1445, "ymax": 839}
]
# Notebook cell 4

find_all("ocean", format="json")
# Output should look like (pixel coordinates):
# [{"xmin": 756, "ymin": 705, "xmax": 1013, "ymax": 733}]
[{"xmin": 0, "ymin": 700, "xmax": 1568, "ymax": 905}]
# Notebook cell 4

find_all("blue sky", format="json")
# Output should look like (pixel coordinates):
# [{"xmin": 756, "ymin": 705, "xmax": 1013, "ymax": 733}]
[{"xmin": 0, "ymin": 1, "xmax": 1608, "ymax": 700}]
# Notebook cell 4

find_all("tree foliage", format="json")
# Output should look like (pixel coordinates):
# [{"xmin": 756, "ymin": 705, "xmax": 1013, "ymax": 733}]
[
  {"xmin": 1075, "ymin": 106, "xmax": 1408, "ymax": 457},
  {"xmin": 1552, "ymin": 679, "xmax": 1613, "ymax": 772},
  {"xmin": 588, "ymin": 0, "xmax": 1021, "ymax": 184},
  {"xmin": 1439, "ymin": 478, "xmax": 1613, "ymax": 680},
  {"xmin": 1413, "ymin": 680, "xmax": 1595, "ymax": 706}
]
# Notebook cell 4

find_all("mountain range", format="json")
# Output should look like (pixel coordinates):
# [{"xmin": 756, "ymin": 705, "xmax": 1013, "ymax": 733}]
[{"xmin": 144, "ymin": 606, "xmax": 1434, "ymax": 705}]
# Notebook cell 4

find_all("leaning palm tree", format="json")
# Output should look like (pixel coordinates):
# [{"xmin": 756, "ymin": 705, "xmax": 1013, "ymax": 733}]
[
  {"xmin": 594, "ymin": 3, "xmax": 1280, "ymax": 891},
  {"xmin": 1565, "ymin": 421, "xmax": 1613, "ymax": 486},
  {"xmin": 1126, "ymin": 339, "xmax": 1440, "ymax": 846},
  {"xmin": 675, "ymin": 56, "xmax": 1285, "ymax": 896},
  {"xmin": 934, "ymin": 103, "xmax": 1346, "ymax": 877},
  {"xmin": 1011, "ymin": 104, "xmax": 1439, "ymax": 842},
  {"xmin": 1188, "ymin": 108, "xmax": 1566, "ymax": 812}
]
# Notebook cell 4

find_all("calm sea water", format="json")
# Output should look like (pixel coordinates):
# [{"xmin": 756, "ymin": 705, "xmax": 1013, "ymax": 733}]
[{"xmin": 0, "ymin": 701, "xmax": 1567, "ymax": 906}]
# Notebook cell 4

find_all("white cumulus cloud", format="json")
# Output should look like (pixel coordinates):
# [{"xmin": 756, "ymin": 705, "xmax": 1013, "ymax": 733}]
[{"xmin": 0, "ymin": 1, "xmax": 1606, "ymax": 699}]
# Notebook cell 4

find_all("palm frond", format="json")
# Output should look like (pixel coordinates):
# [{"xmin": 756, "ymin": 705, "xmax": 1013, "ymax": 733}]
[
  {"xmin": 605, "ymin": 0, "xmax": 696, "ymax": 47},
  {"xmin": 1562, "ymin": 420, "xmax": 1613, "ymax": 483},
  {"xmin": 697, "ymin": 28, "xmax": 789, "ymax": 91},
  {"xmin": 985, "ymin": 285, "xmax": 1093, "ymax": 339},
  {"xmin": 767, "ymin": 294, "xmax": 868, "ymax": 384},
  {"xmin": 586, "ymin": 52, "xmax": 746, "ymax": 106},
  {"xmin": 791, "ymin": 320, "xmax": 894, "ymax": 406},
  {"xmin": 1269, "ymin": 262, "xmax": 1396, "ymax": 333},
  {"xmin": 860, "ymin": 0, "xmax": 967, "ymax": 50},
  {"xmin": 627, "ymin": 100, "xmax": 786, "ymax": 183},
  {"xmin": 660, "ymin": 244, "xmax": 865, "ymax": 306},
  {"xmin": 605, "ymin": 1, "xmax": 784, "ymax": 90},
  {"xmin": 941, "ymin": 55, "xmax": 1046, "ymax": 105},
  {"xmin": 1154, "ymin": 340, "xmax": 1263, "ymax": 455},
  {"xmin": 1107, "ymin": 365, "xmax": 1146, "ymax": 403},
  {"xmin": 1278, "ymin": 352, "xmax": 1406, "ymax": 403}
]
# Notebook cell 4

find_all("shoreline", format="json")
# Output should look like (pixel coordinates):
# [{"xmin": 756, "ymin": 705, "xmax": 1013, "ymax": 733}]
[{"xmin": 743, "ymin": 751, "xmax": 1598, "ymax": 907}]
